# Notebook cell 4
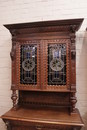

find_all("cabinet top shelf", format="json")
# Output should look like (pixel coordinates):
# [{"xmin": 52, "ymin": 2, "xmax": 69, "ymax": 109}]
[{"xmin": 4, "ymin": 19, "xmax": 83, "ymax": 32}]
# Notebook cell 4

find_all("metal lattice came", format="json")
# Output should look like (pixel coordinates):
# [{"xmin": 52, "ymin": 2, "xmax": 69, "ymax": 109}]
[
  {"xmin": 20, "ymin": 45, "xmax": 37, "ymax": 85},
  {"xmin": 48, "ymin": 43, "xmax": 66, "ymax": 85}
]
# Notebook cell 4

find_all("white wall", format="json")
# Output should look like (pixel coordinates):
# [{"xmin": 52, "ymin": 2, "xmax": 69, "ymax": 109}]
[{"xmin": 0, "ymin": 0, "xmax": 87, "ymax": 130}]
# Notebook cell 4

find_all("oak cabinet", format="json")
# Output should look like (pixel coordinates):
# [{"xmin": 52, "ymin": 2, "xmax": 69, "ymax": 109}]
[{"xmin": 1, "ymin": 19, "xmax": 84, "ymax": 130}]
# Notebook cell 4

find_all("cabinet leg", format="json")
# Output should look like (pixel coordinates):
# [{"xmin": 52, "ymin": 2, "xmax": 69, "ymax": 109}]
[{"xmin": 11, "ymin": 90, "xmax": 18, "ymax": 110}]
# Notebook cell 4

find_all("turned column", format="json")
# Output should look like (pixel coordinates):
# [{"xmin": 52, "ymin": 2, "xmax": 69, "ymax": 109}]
[
  {"xmin": 70, "ymin": 92, "xmax": 77, "ymax": 113},
  {"xmin": 70, "ymin": 26, "xmax": 77, "ymax": 114},
  {"xmin": 10, "ymin": 30, "xmax": 18, "ymax": 109}
]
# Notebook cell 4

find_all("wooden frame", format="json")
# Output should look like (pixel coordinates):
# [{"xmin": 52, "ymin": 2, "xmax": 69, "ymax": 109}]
[
  {"xmin": 16, "ymin": 40, "xmax": 41, "ymax": 90},
  {"xmin": 42, "ymin": 39, "xmax": 71, "ymax": 91}
]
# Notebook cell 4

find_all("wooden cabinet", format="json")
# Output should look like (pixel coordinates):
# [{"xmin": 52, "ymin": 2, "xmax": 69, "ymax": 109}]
[{"xmin": 1, "ymin": 19, "xmax": 84, "ymax": 130}]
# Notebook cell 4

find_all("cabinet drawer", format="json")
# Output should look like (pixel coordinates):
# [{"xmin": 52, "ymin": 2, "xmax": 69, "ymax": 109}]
[
  {"xmin": 12, "ymin": 125, "xmax": 78, "ymax": 130},
  {"xmin": 12, "ymin": 126, "xmax": 35, "ymax": 130},
  {"xmin": 9, "ymin": 120, "xmax": 81, "ymax": 130},
  {"xmin": 12, "ymin": 126, "xmax": 58, "ymax": 130},
  {"xmin": 11, "ymin": 126, "xmax": 77, "ymax": 130}
]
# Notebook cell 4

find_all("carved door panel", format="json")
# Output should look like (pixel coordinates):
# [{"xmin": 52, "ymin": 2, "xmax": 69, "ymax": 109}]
[
  {"xmin": 16, "ymin": 40, "xmax": 41, "ymax": 90},
  {"xmin": 41, "ymin": 39, "xmax": 71, "ymax": 91}
]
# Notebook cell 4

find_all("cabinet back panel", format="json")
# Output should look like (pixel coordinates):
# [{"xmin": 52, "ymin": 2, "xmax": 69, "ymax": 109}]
[{"xmin": 19, "ymin": 91, "xmax": 70, "ymax": 108}]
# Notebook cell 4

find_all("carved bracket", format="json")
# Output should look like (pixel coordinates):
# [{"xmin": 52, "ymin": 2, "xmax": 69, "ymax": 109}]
[
  {"xmin": 10, "ymin": 41, "xmax": 16, "ymax": 61},
  {"xmin": 70, "ymin": 33, "xmax": 76, "ymax": 44},
  {"xmin": 10, "ymin": 29, "xmax": 19, "ymax": 37},
  {"xmin": 70, "ymin": 25, "xmax": 77, "ymax": 33},
  {"xmin": 11, "ymin": 84, "xmax": 16, "ymax": 89}
]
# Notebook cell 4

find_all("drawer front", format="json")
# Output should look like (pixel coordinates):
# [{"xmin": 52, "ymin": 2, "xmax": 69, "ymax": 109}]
[
  {"xmin": 12, "ymin": 126, "xmax": 35, "ymax": 130},
  {"xmin": 5, "ymin": 120, "xmax": 81, "ymax": 130},
  {"xmin": 11, "ymin": 126, "xmax": 80, "ymax": 130}
]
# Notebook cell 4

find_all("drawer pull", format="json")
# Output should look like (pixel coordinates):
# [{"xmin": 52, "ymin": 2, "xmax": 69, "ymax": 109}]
[{"xmin": 36, "ymin": 125, "xmax": 42, "ymax": 130}]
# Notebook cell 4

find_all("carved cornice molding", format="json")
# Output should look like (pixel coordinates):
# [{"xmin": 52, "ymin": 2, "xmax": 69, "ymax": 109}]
[{"xmin": 4, "ymin": 19, "xmax": 83, "ymax": 35}]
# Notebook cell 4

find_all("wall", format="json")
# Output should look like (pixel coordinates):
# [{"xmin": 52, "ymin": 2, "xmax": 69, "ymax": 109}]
[{"xmin": 0, "ymin": 0, "xmax": 87, "ymax": 130}]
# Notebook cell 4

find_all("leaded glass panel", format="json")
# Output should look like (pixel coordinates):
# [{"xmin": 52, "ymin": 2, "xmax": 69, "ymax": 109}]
[
  {"xmin": 48, "ymin": 43, "xmax": 66, "ymax": 85},
  {"xmin": 20, "ymin": 44, "xmax": 37, "ymax": 85}
]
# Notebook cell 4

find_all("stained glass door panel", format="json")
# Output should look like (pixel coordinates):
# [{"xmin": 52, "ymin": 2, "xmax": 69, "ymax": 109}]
[
  {"xmin": 20, "ymin": 45, "xmax": 37, "ymax": 85},
  {"xmin": 16, "ymin": 41, "xmax": 40, "ymax": 90},
  {"xmin": 48, "ymin": 43, "xmax": 66, "ymax": 85}
]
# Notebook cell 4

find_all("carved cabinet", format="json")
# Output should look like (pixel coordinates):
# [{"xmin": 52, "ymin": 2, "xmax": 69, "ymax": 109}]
[{"xmin": 1, "ymin": 19, "xmax": 84, "ymax": 130}]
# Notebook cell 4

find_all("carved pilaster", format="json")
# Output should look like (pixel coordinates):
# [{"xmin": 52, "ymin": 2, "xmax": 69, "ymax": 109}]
[
  {"xmin": 10, "ymin": 37, "xmax": 16, "ymax": 90},
  {"xmin": 70, "ymin": 92, "xmax": 77, "ymax": 114},
  {"xmin": 11, "ymin": 90, "xmax": 18, "ymax": 110},
  {"xmin": 70, "ymin": 33, "xmax": 76, "ymax": 91}
]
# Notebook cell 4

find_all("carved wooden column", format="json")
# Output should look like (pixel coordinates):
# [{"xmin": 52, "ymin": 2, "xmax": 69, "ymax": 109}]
[
  {"xmin": 70, "ymin": 25, "xmax": 77, "ymax": 114},
  {"xmin": 70, "ymin": 92, "xmax": 77, "ymax": 113},
  {"xmin": 11, "ymin": 90, "xmax": 18, "ymax": 109},
  {"xmin": 10, "ymin": 30, "xmax": 18, "ymax": 109}
]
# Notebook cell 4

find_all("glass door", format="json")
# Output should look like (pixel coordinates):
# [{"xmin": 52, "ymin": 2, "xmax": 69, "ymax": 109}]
[
  {"xmin": 42, "ymin": 39, "xmax": 71, "ymax": 91},
  {"xmin": 16, "ymin": 40, "xmax": 41, "ymax": 90},
  {"xmin": 48, "ymin": 43, "xmax": 66, "ymax": 85}
]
